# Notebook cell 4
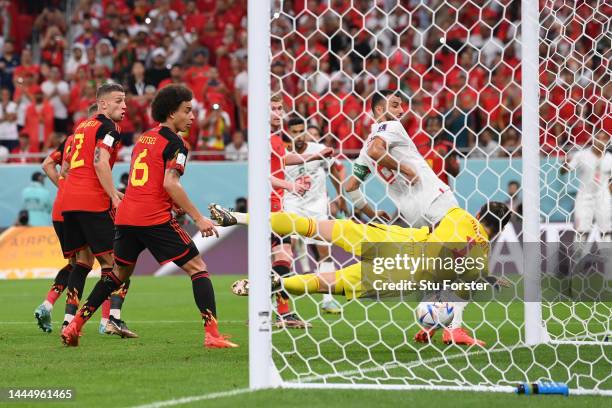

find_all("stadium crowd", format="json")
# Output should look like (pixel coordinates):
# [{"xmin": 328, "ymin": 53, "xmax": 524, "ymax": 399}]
[{"xmin": 0, "ymin": 0, "xmax": 609, "ymax": 164}]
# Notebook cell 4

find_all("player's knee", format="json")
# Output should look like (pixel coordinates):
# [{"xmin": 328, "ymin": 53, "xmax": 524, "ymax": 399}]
[
  {"xmin": 75, "ymin": 250, "xmax": 94, "ymax": 269},
  {"xmin": 115, "ymin": 264, "xmax": 134, "ymax": 282},
  {"xmin": 182, "ymin": 256, "xmax": 207, "ymax": 276},
  {"xmin": 97, "ymin": 253, "xmax": 114, "ymax": 269}
]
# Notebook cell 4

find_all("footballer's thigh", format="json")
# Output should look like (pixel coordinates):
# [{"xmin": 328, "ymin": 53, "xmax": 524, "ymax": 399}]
[
  {"xmin": 113, "ymin": 225, "xmax": 146, "ymax": 268},
  {"xmin": 137, "ymin": 219, "xmax": 200, "ymax": 269},
  {"xmin": 78, "ymin": 210, "xmax": 116, "ymax": 258},
  {"xmin": 62, "ymin": 211, "xmax": 89, "ymax": 259},
  {"xmin": 329, "ymin": 220, "xmax": 428, "ymax": 256},
  {"xmin": 52, "ymin": 221, "xmax": 72, "ymax": 259}
]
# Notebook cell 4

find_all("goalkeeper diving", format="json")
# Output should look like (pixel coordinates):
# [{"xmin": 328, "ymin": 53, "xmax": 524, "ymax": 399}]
[{"xmin": 209, "ymin": 201, "xmax": 511, "ymax": 346}]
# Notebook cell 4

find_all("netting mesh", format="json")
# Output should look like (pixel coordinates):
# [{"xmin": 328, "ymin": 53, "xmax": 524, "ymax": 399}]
[
  {"xmin": 538, "ymin": 0, "xmax": 611, "ymax": 346},
  {"xmin": 265, "ymin": 0, "xmax": 611, "ymax": 393}
]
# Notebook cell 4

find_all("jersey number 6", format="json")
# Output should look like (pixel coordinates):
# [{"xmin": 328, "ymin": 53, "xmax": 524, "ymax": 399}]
[{"xmin": 131, "ymin": 149, "xmax": 149, "ymax": 187}]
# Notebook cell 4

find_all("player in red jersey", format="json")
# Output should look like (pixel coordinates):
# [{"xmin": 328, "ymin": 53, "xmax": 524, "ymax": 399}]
[
  {"xmin": 33, "ymin": 132, "xmax": 91, "ymax": 333},
  {"xmin": 268, "ymin": 95, "xmax": 333, "ymax": 328},
  {"xmin": 60, "ymin": 84, "xmax": 137, "ymax": 339},
  {"xmin": 62, "ymin": 85, "xmax": 237, "ymax": 348},
  {"xmin": 34, "ymin": 104, "xmax": 130, "ymax": 335}
]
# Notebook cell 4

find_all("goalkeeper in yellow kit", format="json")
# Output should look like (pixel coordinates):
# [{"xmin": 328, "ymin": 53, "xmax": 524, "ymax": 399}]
[{"xmin": 209, "ymin": 201, "xmax": 510, "ymax": 345}]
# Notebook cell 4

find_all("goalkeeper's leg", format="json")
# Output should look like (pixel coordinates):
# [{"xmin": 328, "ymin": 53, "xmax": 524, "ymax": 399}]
[
  {"xmin": 232, "ymin": 262, "xmax": 363, "ymax": 301},
  {"xmin": 209, "ymin": 205, "xmax": 428, "ymax": 256}
]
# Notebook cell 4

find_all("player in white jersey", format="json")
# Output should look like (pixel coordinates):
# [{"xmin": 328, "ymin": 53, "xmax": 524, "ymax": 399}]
[
  {"xmin": 284, "ymin": 116, "xmax": 346, "ymax": 314},
  {"xmin": 345, "ymin": 90, "xmax": 459, "ymax": 228},
  {"xmin": 344, "ymin": 90, "xmax": 483, "ymax": 346},
  {"xmin": 561, "ymin": 130, "xmax": 612, "ymax": 243}
]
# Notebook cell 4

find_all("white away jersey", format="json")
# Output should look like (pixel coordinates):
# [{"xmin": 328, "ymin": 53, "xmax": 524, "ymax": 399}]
[
  {"xmin": 568, "ymin": 149, "xmax": 612, "ymax": 196},
  {"xmin": 284, "ymin": 142, "xmax": 335, "ymax": 211},
  {"xmin": 353, "ymin": 120, "xmax": 456, "ymax": 226}
]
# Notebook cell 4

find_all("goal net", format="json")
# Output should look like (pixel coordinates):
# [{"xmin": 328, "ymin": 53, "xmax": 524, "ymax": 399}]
[{"xmin": 247, "ymin": 0, "xmax": 611, "ymax": 394}]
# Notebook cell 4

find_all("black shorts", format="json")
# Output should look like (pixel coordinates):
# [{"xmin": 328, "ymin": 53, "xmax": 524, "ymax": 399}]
[
  {"xmin": 52, "ymin": 221, "xmax": 71, "ymax": 259},
  {"xmin": 62, "ymin": 210, "xmax": 115, "ymax": 256},
  {"xmin": 113, "ymin": 219, "xmax": 200, "ymax": 267},
  {"xmin": 271, "ymin": 232, "xmax": 291, "ymax": 248}
]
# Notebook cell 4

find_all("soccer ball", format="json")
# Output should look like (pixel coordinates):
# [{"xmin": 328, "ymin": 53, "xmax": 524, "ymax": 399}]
[{"xmin": 415, "ymin": 302, "xmax": 455, "ymax": 329}]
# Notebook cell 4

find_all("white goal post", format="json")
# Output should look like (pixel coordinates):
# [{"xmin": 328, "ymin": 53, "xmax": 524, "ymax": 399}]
[{"xmin": 247, "ymin": 0, "xmax": 611, "ymax": 395}]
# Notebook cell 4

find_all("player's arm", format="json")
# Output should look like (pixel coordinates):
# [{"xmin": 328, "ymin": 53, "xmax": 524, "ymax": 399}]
[
  {"xmin": 330, "ymin": 162, "xmax": 347, "ymax": 214},
  {"xmin": 94, "ymin": 147, "xmax": 123, "ymax": 208},
  {"xmin": 163, "ymin": 168, "xmax": 218, "ymax": 238},
  {"xmin": 284, "ymin": 147, "xmax": 334, "ymax": 165},
  {"xmin": 344, "ymin": 174, "xmax": 390, "ymax": 221},
  {"xmin": 367, "ymin": 136, "xmax": 418, "ymax": 183},
  {"xmin": 93, "ymin": 127, "xmax": 124, "ymax": 208},
  {"xmin": 271, "ymin": 175, "xmax": 307, "ymax": 196},
  {"xmin": 41, "ymin": 151, "xmax": 61, "ymax": 187}
]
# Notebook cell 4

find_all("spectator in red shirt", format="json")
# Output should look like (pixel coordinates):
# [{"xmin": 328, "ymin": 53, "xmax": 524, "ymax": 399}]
[
  {"xmin": 184, "ymin": 0, "xmax": 207, "ymax": 34},
  {"xmin": 13, "ymin": 48, "xmax": 40, "ymax": 86},
  {"xmin": 40, "ymin": 26, "xmax": 66, "ymax": 68},
  {"xmin": 198, "ymin": 20, "xmax": 221, "ymax": 57},
  {"xmin": 9, "ymin": 133, "xmax": 39, "ymax": 164},
  {"xmin": 159, "ymin": 64, "xmax": 185, "ymax": 89},
  {"xmin": 23, "ymin": 86, "xmax": 55, "ymax": 152},
  {"xmin": 215, "ymin": 0, "xmax": 244, "ymax": 33},
  {"xmin": 73, "ymin": 81, "xmax": 97, "ymax": 123},
  {"xmin": 215, "ymin": 24, "xmax": 239, "ymax": 77},
  {"xmin": 184, "ymin": 48, "xmax": 212, "ymax": 101}
]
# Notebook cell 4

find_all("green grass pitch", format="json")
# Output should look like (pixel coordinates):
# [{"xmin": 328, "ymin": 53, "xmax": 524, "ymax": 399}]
[{"xmin": 0, "ymin": 276, "xmax": 609, "ymax": 407}]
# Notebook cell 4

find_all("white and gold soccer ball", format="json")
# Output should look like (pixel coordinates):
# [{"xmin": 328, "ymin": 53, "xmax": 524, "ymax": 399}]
[{"xmin": 415, "ymin": 302, "xmax": 455, "ymax": 329}]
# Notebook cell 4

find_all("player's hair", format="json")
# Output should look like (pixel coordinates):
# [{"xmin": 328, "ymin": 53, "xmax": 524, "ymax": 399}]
[
  {"xmin": 87, "ymin": 103, "xmax": 98, "ymax": 116},
  {"xmin": 151, "ymin": 84, "xmax": 193, "ymax": 123},
  {"xmin": 287, "ymin": 115, "xmax": 305, "ymax": 129},
  {"xmin": 270, "ymin": 94, "xmax": 283, "ymax": 104},
  {"xmin": 478, "ymin": 201, "xmax": 511, "ymax": 237},
  {"xmin": 370, "ymin": 89, "xmax": 398, "ymax": 112},
  {"xmin": 508, "ymin": 180, "xmax": 520, "ymax": 188},
  {"xmin": 96, "ymin": 83, "xmax": 125, "ymax": 100}
]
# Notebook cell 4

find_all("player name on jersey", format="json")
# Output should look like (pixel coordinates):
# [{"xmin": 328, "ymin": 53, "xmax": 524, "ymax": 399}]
[{"xmin": 115, "ymin": 126, "xmax": 188, "ymax": 227}]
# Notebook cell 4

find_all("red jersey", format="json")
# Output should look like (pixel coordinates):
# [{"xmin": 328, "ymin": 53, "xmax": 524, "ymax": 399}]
[
  {"xmin": 270, "ymin": 133, "xmax": 285, "ymax": 212},
  {"xmin": 51, "ymin": 134, "xmax": 74, "ymax": 222},
  {"xmin": 62, "ymin": 114, "xmax": 122, "ymax": 213},
  {"xmin": 115, "ymin": 126, "xmax": 188, "ymax": 226}
]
